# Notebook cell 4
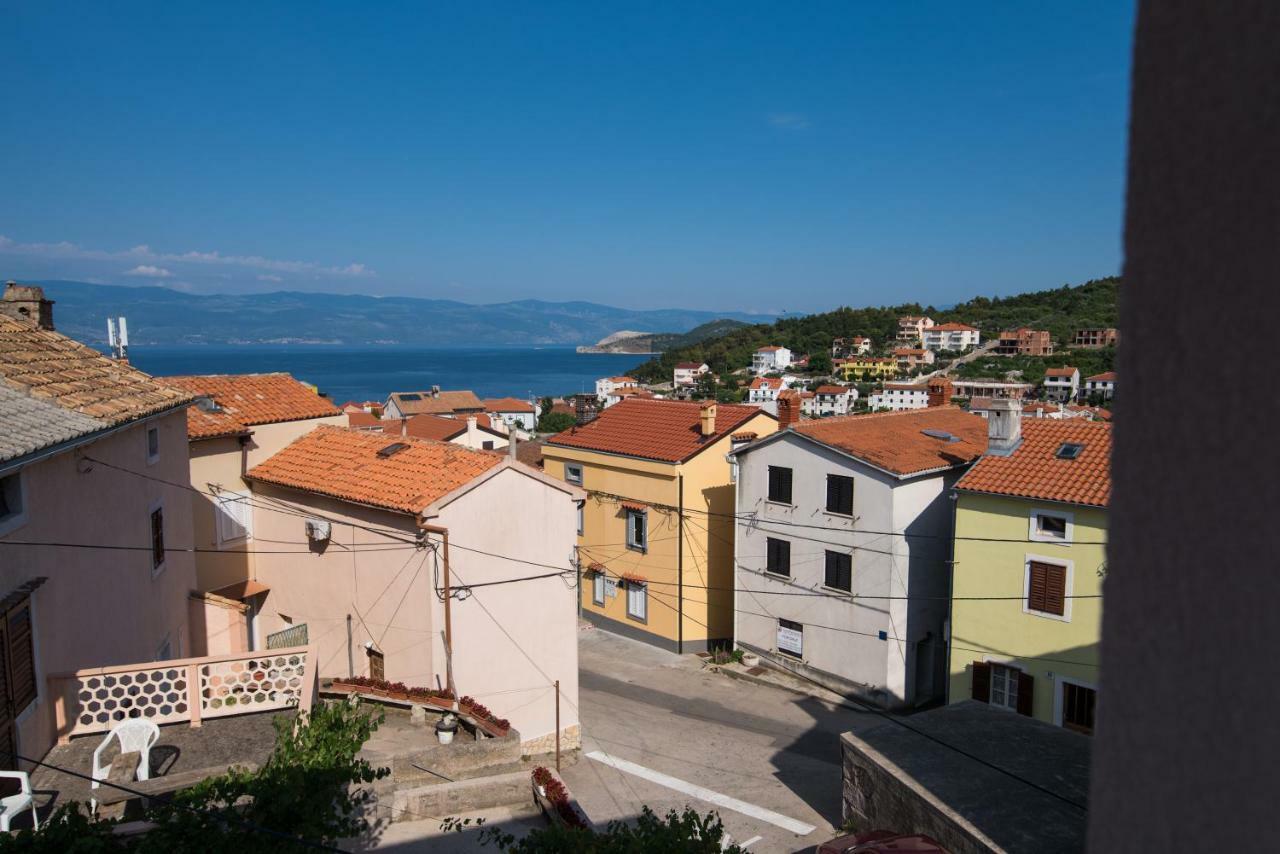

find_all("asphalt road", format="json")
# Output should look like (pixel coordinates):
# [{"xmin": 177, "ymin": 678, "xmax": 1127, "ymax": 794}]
[{"xmin": 563, "ymin": 627, "xmax": 880, "ymax": 853}]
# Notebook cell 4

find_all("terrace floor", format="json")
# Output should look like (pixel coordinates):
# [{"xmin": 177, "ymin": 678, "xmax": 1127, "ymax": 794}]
[{"xmin": 27, "ymin": 709, "xmax": 289, "ymax": 820}]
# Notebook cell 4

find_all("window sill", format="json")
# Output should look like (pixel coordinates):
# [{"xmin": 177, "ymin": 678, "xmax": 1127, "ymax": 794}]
[
  {"xmin": 626, "ymin": 545, "xmax": 647, "ymax": 554},
  {"xmin": 765, "ymin": 501, "xmax": 795, "ymax": 510},
  {"xmin": 763, "ymin": 571, "xmax": 792, "ymax": 581},
  {"xmin": 1029, "ymin": 534, "xmax": 1072, "ymax": 545},
  {"xmin": 821, "ymin": 585, "xmax": 852, "ymax": 596},
  {"xmin": 625, "ymin": 614, "xmax": 647, "ymax": 625},
  {"xmin": 822, "ymin": 510, "xmax": 854, "ymax": 520},
  {"xmin": 1023, "ymin": 607, "xmax": 1072, "ymax": 623}
]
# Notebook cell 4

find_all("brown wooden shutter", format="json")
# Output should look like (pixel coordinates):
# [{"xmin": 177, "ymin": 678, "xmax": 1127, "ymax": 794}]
[
  {"xmin": 4, "ymin": 602, "xmax": 35, "ymax": 714},
  {"xmin": 0, "ymin": 619, "xmax": 12, "ymax": 770},
  {"xmin": 1016, "ymin": 671, "xmax": 1034, "ymax": 716},
  {"xmin": 1044, "ymin": 565, "xmax": 1067, "ymax": 616},
  {"xmin": 1027, "ymin": 562, "xmax": 1048, "ymax": 612},
  {"xmin": 971, "ymin": 661, "xmax": 991, "ymax": 702}
]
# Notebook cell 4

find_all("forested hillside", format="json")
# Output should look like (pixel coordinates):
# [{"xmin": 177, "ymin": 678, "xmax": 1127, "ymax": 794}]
[{"xmin": 629, "ymin": 277, "xmax": 1119, "ymax": 382}]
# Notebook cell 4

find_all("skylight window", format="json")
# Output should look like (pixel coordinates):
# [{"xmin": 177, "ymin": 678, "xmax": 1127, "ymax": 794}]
[
  {"xmin": 398, "ymin": 393, "xmax": 422, "ymax": 401},
  {"xmin": 377, "ymin": 442, "xmax": 410, "ymax": 458},
  {"xmin": 921, "ymin": 429, "xmax": 960, "ymax": 443},
  {"xmin": 1056, "ymin": 442, "xmax": 1085, "ymax": 460}
]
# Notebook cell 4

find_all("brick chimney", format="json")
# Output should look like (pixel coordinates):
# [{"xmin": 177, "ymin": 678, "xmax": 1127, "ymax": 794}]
[
  {"xmin": 776, "ymin": 390, "xmax": 801, "ymax": 428},
  {"xmin": 1, "ymin": 282, "xmax": 55, "ymax": 330},
  {"xmin": 699, "ymin": 401, "xmax": 717, "ymax": 437},
  {"xmin": 927, "ymin": 377, "xmax": 952, "ymax": 408},
  {"xmin": 986, "ymin": 398, "xmax": 1022, "ymax": 456}
]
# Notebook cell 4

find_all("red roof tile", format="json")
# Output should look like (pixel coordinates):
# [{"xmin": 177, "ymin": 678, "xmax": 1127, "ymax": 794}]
[
  {"xmin": 483, "ymin": 397, "xmax": 534, "ymax": 413},
  {"xmin": 790, "ymin": 407, "xmax": 987, "ymax": 477},
  {"xmin": 163, "ymin": 373, "xmax": 341, "ymax": 440},
  {"xmin": 186, "ymin": 405, "xmax": 252, "ymax": 440},
  {"xmin": 815, "ymin": 385, "xmax": 853, "ymax": 395},
  {"xmin": 347, "ymin": 411, "xmax": 382, "ymax": 428},
  {"xmin": 956, "ymin": 420, "xmax": 1111, "ymax": 507},
  {"xmin": 547, "ymin": 398, "xmax": 769, "ymax": 463},
  {"xmin": 1085, "ymin": 371, "xmax": 1116, "ymax": 382},
  {"xmin": 674, "ymin": 362, "xmax": 707, "ymax": 370},
  {"xmin": 246, "ymin": 425, "xmax": 503, "ymax": 514},
  {"xmin": 388, "ymin": 390, "xmax": 484, "ymax": 415},
  {"xmin": 929, "ymin": 323, "xmax": 979, "ymax": 332},
  {"xmin": 749, "ymin": 377, "xmax": 784, "ymax": 390},
  {"xmin": 1044, "ymin": 367, "xmax": 1079, "ymax": 378}
]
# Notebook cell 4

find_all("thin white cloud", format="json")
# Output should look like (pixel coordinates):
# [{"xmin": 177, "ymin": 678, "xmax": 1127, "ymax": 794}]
[
  {"xmin": 257, "ymin": 274, "xmax": 283, "ymax": 282},
  {"xmin": 768, "ymin": 113, "xmax": 811, "ymax": 130},
  {"xmin": 0, "ymin": 234, "xmax": 375, "ymax": 278},
  {"xmin": 125, "ymin": 264, "xmax": 173, "ymax": 278}
]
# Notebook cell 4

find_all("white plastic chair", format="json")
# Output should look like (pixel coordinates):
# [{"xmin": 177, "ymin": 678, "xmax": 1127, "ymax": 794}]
[
  {"xmin": 91, "ymin": 719, "xmax": 160, "ymax": 791},
  {"xmin": 0, "ymin": 770, "xmax": 38, "ymax": 831}
]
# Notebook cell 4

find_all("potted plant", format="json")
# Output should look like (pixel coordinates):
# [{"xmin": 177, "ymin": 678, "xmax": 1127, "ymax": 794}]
[
  {"xmin": 741, "ymin": 652, "xmax": 760, "ymax": 668},
  {"xmin": 436, "ymin": 713, "xmax": 459, "ymax": 745}
]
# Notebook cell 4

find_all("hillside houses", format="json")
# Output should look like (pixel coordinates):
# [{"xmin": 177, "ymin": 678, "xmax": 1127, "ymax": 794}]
[
  {"xmin": 995, "ymin": 328, "xmax": 1054, "ymax": 356},
  {"xmin": 595, "ymin": 375, "xmax": 638, "ymax": 401},
  {"xmin": 922, "ymin": 322, "xmax": 981, "ymax": 352},
  {"xmin": 384, "ymin": 388, "xmax": 485, "ymax": 420},
  {"xmin": 752, "ymin": 345, "xmax": 792, "ymax": 374},
  {"xmin": 1043, "ymin": 367, "xmax": 1081, "ymax": 401}
]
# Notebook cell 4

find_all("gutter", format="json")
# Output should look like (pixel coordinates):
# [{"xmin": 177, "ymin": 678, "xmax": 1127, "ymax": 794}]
[{"xmin": 677, "ymin": 473, "xmax": 684, "ymax": 655}]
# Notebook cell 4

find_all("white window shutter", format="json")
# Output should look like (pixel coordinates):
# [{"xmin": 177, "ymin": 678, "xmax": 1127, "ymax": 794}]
[{"xmin": 217, "ymin": 492, "xmax": 251, "ymax": 543}]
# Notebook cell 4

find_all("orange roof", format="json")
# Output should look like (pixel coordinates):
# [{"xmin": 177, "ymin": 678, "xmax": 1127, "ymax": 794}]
[
  {"xmin": 347, "ymin": 411, "xmax": 382, "ymax": 428},
  {"xmin": 607, "ymin": 376, "xmax": 637, "ymax": 383},
  {"xmin": 246, "ymin": 425, "xmax": 503, "ymax": 515},
  {"xmin": 956, "ymin": 420, "xmax": 1111, "ymax": 507},
  {"xmin": 388, "ymin": 390, "xmax": 484, "ymax": 415},
  {"xmin": 882, "ymin": 383, "xmax": 929, "ymax": 392},
  {"xmin": 789, "ymin": 407, "xmax": 987, "ymax": 477},
  {"xmin": 749, "ymin": 377, "xmax": 784, "ymax": 390},
  {"xmin": 163, "ymin": 373, "xmax": 341, "ymax": 440},
  {"xmin": 893, "ymin": 348, "xmax": 928, "ymax": 356},
  {"xmin": 186, "ymin": 405, "xmax": 252, "ymax": 440},
  {"xmin": 1044, "ymin": 367, "xmax": 1079, "ymax": 378},
  {"xmin": 929, "ymin": 323, "xmax": 979, "ymax": 332},
  {"xmin": 382, "ymin": 414, "xmax": 502, "ymax": 442},
  {"xmin": 0, "ymin": 315, "xmax": 193, "ymax": 425},
  {"xmin": 1086, "ymin": 371, "xmax": 1116, "ymax": 382},
  {"xmin": 815, "ymin": 385, "xmax": 852, "ymax": 395},
  {"xmin": 674, "ymin": 361, "xmax": 707, "ymax": 370},
  {"xmin": 757, "ymin": 345, "xmax": 784, "ymax": 352},
  {"xmin": 547, "ymin": 398, "xmax": 768, "ymax": 463},
  {"xmin": 483, "ymin": 397, "xmax": 534, "ymax": 413}
]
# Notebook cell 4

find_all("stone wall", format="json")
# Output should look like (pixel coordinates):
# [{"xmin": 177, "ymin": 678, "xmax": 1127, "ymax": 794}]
[
  {"xmin": 520, "ymin": 724, "xmax": 581, "ymax": 757},
  {"xmin": 391, "ymin": 771, "xmax": 532, "ymax": 821}
]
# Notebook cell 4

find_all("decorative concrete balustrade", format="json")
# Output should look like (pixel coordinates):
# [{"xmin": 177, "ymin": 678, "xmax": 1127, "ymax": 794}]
[{"xmin": 47, "ymin": 646, "xmax": 316, "ymax": 743}]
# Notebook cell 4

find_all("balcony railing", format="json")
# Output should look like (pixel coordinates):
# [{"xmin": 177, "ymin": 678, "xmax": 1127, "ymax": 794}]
[{"xmin": 47, "ymin": 645, "xmax": 316, "ymax": 744}]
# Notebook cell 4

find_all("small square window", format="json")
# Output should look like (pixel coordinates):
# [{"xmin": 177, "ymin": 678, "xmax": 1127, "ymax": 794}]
[
  {"xmin": 826, "ymin": 474, "xmax": 854, "ymax": 515},
  {"xmin": 146, "ymin": 426, "xmax": 160, "ymax": 464},
  {"xmin": 565, "ymin": 464, "xmax": 583, "ymax": 485},
  {"xmin": 626, "ymin": 581, "xmax": 647, "ymax": 621},
  {"xmin": 482, "ymin": 440, "xmax": 494, "ymax": 451},
  {"xmin": 1055, "ymin": 442, "xmax": 1084, "ymax": 460},
  {"xmin": 1036, "ymin": 514, "xmax": 1067, "ymax": 539}
]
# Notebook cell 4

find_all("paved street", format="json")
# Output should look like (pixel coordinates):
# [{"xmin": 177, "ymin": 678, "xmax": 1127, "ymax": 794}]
[{"xmin": 563, "ymin": 627, "xmax": 880, "ymax": 853}]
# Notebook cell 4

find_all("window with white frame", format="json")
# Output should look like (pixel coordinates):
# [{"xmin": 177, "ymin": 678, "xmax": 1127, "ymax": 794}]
[
  {"xmin": 626, "ymin": 580, "xmax": 647, "ymax": 621},
  {"xmin": 1029, "ymin": 508, "xmax": 1073, "ymax": 543},
  {"xmin": 215, "ymin": 492, "xmax": 253, "ymax": 545},
  {"xmin": 626, "ymin": 509, "xmax": 647, "ymax": 552},
  {"xmin": 990, "ymin": 663, "xmax": 1019, "ymax": 711},
  {"xmin": 0, "ymin": 471, "xmax": 27, "ymax": 537},
  {"xmin": 577, "ymin": 503, "xmax": 584, "ymax": 536},
  {"xmin": 564, "ymin": 464, "xmax": 583, "ymax": 485},
  {"xmin": 146, "ymin": 425, "xmax": 160, "ymax": 465},
  {"xmin": 592, "ymin": 572, "xmax": 604, "ymax": 606}
]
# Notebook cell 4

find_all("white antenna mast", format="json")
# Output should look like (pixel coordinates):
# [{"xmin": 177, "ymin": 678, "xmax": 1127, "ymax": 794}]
[{"xmin": 107, "ymin": 316, "xmax": 129, "ymax": 360}]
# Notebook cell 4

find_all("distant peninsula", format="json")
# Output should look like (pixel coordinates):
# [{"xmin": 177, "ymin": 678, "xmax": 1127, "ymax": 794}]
[{"xmin": 576, "ymin": 319, "xmax": 752, "ymax": 355}]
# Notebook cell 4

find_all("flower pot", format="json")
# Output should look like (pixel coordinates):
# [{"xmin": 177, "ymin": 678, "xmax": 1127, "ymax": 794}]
[
  {"xmin": 741, "ymin": 653, "xmax": 760, "ymax": 668},
  {"xmin": 436, "ymin": 713, "xmax": 459, "ymax": 744}
]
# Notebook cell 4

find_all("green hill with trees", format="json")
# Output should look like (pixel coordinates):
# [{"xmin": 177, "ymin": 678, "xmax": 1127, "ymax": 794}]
[{"xmin": 628, "ymin": 276, "xmax": 1119, "ymax": 383}]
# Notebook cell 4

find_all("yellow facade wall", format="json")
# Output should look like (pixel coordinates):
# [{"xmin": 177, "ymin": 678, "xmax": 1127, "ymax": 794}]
[
  {"xmin": 947, "ymin": 492, "xmax": 1106, "ymax": 726},
  {"xmin": 542, "ymin": 411, "xmax": 775, "ymax": 652}
]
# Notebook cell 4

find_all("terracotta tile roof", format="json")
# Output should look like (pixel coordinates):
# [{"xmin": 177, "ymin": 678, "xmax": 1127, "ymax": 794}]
[
  {"xmin": 382, "ymin": 414, "xmax": 503, "ymax": 442},
  {"xmin": 515, "ymin": 437, "xmax": 546, "ymax": 469},
  {"xmin": 348, "ymin": 411, "xmax": 382, "ymax": 428},
  {"xmin": 388, "ymin": 390, "xmax": 484, "ymax": 415},
  {"xmin": 1044, "ymin": 367, "xmax": 1079, "ymax": 378},
  {"xmin": 547, "ymin": 398, "xmax": 768, "ymax": 463},
  {"xmin": 483, "ymin": 397, "xmax": 534, "ymax": 413},
  {"xmin": 674, "ymin": 362, "xmax": 706, "ymax": 370},
  {"xmin": 0, "ymin": 315, "xmax": 193, "ymax": 426},
  {"xmin": 815, "ymin": 385, "xmax": 853, "ymax": 395},
  {"xmin": 883, "ymin": 383, "xmax": 929, "ymax": 392},
  {"xmin": 757, "ymin": 346, "xmax": 784, "ymax": 352},
  {"xmin": 790, "ymin": 407, "xmax": 988, "ymax": 477},
  {"xmin": 749, "ymin": 377, "xmax": 784, "ymax": 390},
  {"xmin": 731, "ymin": 431, "xmax": 758, "ymax": 441},
  {"xmin": 606, "ymin": 376, "xmax": 637, "ymax": 383},
  {"xmin": 893, "ymin": 348, "xmax": 929, "ymax": 356},
  {"xmin": 162, "ymin": 373, "xmax": 341, "ymax": 440},
  {"xmin": 186, "ymin": 405, "xmax": 253, "ymax": 440},
  {"xmin": 246, "ymin": 425, "xmax": 503, "ymax": 515},
  {"xmin": 956, "ymin": 420, "xmax": 1111, "ymax": 507},
  {"xmin": 1085, "ymin": 371, "xmax": 1116, "ymax": 382},
  {"xmin": 929, "ymin": 323, "xmax": 979, "ymax": 332},
  {"xmin": 550, "ymin": 402, "xmax": 575, "ymax": 417}
]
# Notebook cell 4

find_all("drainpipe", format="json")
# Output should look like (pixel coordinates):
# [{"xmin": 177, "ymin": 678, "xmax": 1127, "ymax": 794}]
[
  {"xmin": 677, "ymin": 473, "xmax": 684, "ymax": 655},
  {"xmin": 418, "ymin": 521, "xmax": 454, "ymax": 697},
  {"xmin": 944, "ymin": 489, "xmax": 958, "ymax": 706}
]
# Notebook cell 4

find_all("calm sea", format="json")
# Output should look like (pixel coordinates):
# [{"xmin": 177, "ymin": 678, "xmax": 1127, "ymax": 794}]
[{"xmin": 123, "ymin": 344, "xmax": 647, "ymax": 404}]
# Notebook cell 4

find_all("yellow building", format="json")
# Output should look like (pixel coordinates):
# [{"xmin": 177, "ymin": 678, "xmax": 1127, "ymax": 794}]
[
  {"xmin": 834, "ymin": 357, "xmax": 899, "ymax": 381},
  {"xmin": 947, "ymin": 404, "xmax": 1109, "ymax": 734},
  {"xmin": 543, "ymin": 398, "xmax": 776, "ymax": 653}
]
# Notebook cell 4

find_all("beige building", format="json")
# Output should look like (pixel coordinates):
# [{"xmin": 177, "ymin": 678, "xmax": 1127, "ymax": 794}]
[
  {"xmin": 244, "ymin": 426, "xmax": 584, "ymax": 753},
  {"xmin": 0, "ymin": 285, "xmax": 197, "ymax": 765},
  {"xmin": 159, "ymin": 373, "xmax": 344, "ymax": 654}
]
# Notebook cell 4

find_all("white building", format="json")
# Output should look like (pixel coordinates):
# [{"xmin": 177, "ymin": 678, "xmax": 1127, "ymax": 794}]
[
  {"xmin": 1083, "ymin": 371, "xmax": 1116, "ymax": 400},
  {"xmin": 867, "ymin": 383, "xmax": 930, "ymax": 412},
  {"xmin": 595, "ymin": 375, "xmax": 639, "ymax": 402},
  {"xmin": 752, "ymin": 346, "xmax": 793, "ymax": 374},
  {"xmin": 897, "ymin": 316, "xmax": 935, "ymax": 343},
  {"xmin": 921, "ymin": 323, "xmax": 981, "ymax": 352},
  {"xmin": 1043, "ymin": 367, "xmax": 1081, "ymax": 401},
  {"xmin": 948, "ymin": 379, "xmax": 1036, "ymax": 400},
  {"xmin": 747, "ymin": 376, "xmax": 789, "ymax": 406},
  {"xmin": 809, "ymin": 385, "xmax": 859, "ymax": 417},
  {"xmin": 483, "ymin": 397, "xmax": 538, "ymax": 432},
  {"xmin": 729, "ymin": 408, "xmax": 988, "ymax": 707},
  {"xmin": 673, "ymin": 362, "xmax": 710, "ymax": 386}
]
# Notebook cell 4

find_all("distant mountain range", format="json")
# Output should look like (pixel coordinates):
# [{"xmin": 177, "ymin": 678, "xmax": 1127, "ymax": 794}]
[{"xmin": 28, "ymin": 281, "xmax": 775, "ymax": 347}]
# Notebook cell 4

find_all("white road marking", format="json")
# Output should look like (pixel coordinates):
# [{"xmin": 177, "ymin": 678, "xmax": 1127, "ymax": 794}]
[
  {"xmin": 586, "ymin": 750, "xmax": 817, "ymax": 836},
  {"xmin": 740, "ymin": 835, "xmax": 764, "ymax": 849}
]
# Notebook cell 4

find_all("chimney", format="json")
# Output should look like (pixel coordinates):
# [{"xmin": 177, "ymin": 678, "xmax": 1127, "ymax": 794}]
[
  {"xmin": 986, "ymin": 398, "xmax": 1022, "ymax": 456},
  {"xmin": 927, "ymin": 377, "xmax": 952, "ymax": 408},
  {"xmin": 777, "ymin": 390, "xmax": 801, "ymax": 428},
  {"xmin": 431, "ymin": 385, "xmax": 441, "ymax": 399},
  {"xmin": 400, "ymin": 418, "xmax": 408, "ymax": 437},
  {"xmin": 465, "ymin": 415, "xmax": 479, "ymax": 446},
  {"xmin": 1, "ymin": 282, "xmax": 55, "ymax": 330},
  {"xmin": 508, "ymin": 431, "xmax": 518, "ymax": 460},
  {"xmin": 699, "ymin": 401, "xmax": 717, "ymax": 437}
]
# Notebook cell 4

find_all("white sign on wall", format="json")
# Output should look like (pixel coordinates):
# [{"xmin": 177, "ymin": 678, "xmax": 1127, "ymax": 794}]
[
  {"xmin": 604, "ymin": 578, "xmax": 619, "ymax": 599},
  {"xmin": 777, "ymin": 620, "xmax": 804, "ymax": 657}
]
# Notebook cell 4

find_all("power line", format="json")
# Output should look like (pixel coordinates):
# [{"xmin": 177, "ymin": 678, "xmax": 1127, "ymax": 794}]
[{"xmin": 0, "ymin": 539, "xmax": 417, "ymax": 556}]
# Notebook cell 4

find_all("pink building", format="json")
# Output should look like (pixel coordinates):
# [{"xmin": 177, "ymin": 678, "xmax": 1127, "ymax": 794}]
[
  {"xmin": 0, "ymin": 286, "xmax": 198, "ymax": 765},
  {"xmin": 243, "ymin": 427, "xmax": 585, "ymax": 754}
]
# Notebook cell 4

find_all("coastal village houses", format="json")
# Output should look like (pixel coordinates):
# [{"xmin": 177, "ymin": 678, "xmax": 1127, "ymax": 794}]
[
  {"xmin": 483, "ymin": 397, "xmax": 538, "ymax": 433},
  {"xmin": 595, "ymin": 375, "xmax": 638, "ymax": 402},
  {"xmin": 1072, "ymin": 328, "xmax": 1118, "ymax": 349},
  {"xmin": 1043, "ymin": 367, "xmax": 1081, "ymax": 401},
  {"xmin": 832, "ymin": 337, "xmax": 872, "ymax": 358},
  {"xmin": 921, "ymin": 322, "xmax": 981, "ymax": 352},
  {"xmin": 243, "ymin": 426, "xmax": 585, "ymax": 754},
  {"xmin": 893, "ymin": 348, "xmax": 935, "ymax": 372},
  {"xmin": 897, "ymin": 315, "xmax": 934, "ymax": 343},
  {"xmin": 747, "ymin": 375, "xmax": 788, "ymax": 408},
  {"xmin": 751, "ymin": 345, "xmax": 792, "ymax": 374},
  {"xmin": 996, "ymin": 328, "xmax": 1054, "ymax": 356},
  {"xmin": 808, "ymin": 385, "xmax": 859, "ymax": 417},
  {"xmin": 834, "ymin": 357, "xmax": 898, "ymax": 382},
  {"xmin": 381, "ymin": 413, "xmax": 509, "ymax": 450},
  {"xmin": 948, "ymin": 402, "xmax": 1109, "ymax": 734},
  {"xmin": 0, "ymin": 285, "xmax": 199, "ymax": 763},
  {"xmin": 159, "ymin": 372, "xmax": 345, "ymax": 655},
  {"xmin": 867, "ymin": 382, "xmax": 930, "ymax": 412},
  {"xmin": 384, "ymin": 388, "xmax": 485, "ymax": 421},
  {"xmin": 542, "ymin": 398, "xmax": 776, "ymax": 653},
  {"xmin": 1083, "ymin": 371, "xmax": 1116, "ymax": 401},
  {"xmin": 730, "ymin": 403, "xmax": 987, "ymax": 708},
  {"xmin": 673, "ymin": 362, "xmax": 710, "ymax": 387}
]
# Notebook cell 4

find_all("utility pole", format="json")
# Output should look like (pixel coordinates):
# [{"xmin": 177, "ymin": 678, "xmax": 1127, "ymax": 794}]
[
  {"xmin": 418, "ymin": 523, "xmax": 455, "ymax": 697},
  {"xmin": 554, "ymin": 679, "xmax": 561, "ymax": 772}
]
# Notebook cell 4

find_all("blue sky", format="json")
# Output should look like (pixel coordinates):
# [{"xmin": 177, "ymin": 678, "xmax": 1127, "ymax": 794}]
[{"xmin": 0, "ymin": 2, "xmax": 1135, "ymax": 313}]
